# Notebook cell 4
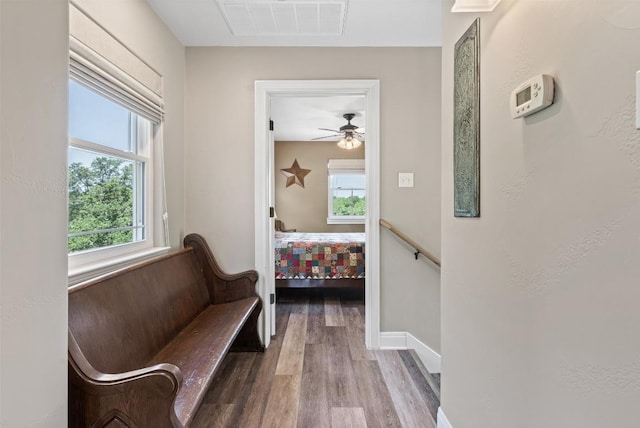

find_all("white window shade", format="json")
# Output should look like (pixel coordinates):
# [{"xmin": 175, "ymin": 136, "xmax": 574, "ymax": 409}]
[
  {"xmin": 328, "ymin": 158, "xmax": 365, "ymax": 171},
  {"xmin": 69, "ymin": 3, "xmax": 164, "ymax": 123}
]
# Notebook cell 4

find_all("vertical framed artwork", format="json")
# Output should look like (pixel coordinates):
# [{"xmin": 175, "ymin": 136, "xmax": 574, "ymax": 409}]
[{"xmin": 453, "ymin": 18, "xmax": 480, "ymax": 217}]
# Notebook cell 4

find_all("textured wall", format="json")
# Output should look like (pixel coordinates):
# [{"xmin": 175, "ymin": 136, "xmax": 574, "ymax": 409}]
[
  {"xmin": 275, "ymin": 140, "xmax": 365, "ymax": 233},
  {"xmin": 185, "ymin": 47, "xmax": 441, "ymax": 351},
  {"xmin": 441, "ymin": 1, "xmax": 640, "ymax": 426}
]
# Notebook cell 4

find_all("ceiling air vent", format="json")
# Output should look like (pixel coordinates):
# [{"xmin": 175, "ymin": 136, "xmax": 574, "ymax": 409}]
[{"xmin": 216, "ymin": 0, "xmax": 348, "ymax": 36}]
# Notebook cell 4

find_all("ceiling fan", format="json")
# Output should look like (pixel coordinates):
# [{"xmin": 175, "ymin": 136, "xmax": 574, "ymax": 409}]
[{"xmin": 313, "ymin": 113, "xmax": 365, "ymax": 149}]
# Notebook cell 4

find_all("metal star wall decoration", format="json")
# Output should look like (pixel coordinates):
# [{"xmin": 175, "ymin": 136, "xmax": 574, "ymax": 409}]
[{"xmin": 280, "ymin": 158, "xmax": 311, "ymax": 188}]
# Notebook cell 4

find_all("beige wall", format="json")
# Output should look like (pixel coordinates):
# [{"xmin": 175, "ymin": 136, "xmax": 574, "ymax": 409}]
[
  {"xmin": 441, "ymin": 1, "xmax": 640, "ymax": 426},
  {"xmin": 275, "ymin": 140, "xmax": 365, "ymax": 233},
  {"xmin": 185, "ymin": 47, "xmax": 442, "ymax": 351},
  {"xmin": 1, "ymin": 1, "xmax": 68, "ymax": 425},
  {"xmin": 1, "ymin": 1, "xmax": 185, "ymax": 425}
]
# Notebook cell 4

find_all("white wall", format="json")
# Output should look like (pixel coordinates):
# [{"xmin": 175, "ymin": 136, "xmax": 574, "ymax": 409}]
[
  {"xmin": 185, "ymin": 47, "xmax": 441, "ymax": 351},
  {"xmin": 1, "ymin": 0, "xmax": 69, "ymax": 425},
  {"xmin": 441, "ymin": 1, "xmax": 640, "ymax": 426}
]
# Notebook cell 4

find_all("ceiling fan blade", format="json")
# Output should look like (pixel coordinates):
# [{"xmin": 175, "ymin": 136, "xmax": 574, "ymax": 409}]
[
  {"xmin": 312, "ymin": 134, "xmax": 342, "ymax": 140},
  {"xmin": 314, "ymin": 115, "xmax": 363, "ymax": 141}
]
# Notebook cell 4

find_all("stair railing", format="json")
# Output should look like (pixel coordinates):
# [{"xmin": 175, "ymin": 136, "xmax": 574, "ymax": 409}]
[{"xmin": 379, "ymin": 219, "xmax": 441, "ymax": 268}]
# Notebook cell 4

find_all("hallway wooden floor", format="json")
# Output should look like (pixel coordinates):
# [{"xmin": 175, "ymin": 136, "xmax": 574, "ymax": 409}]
[{"xmin": 191, "ymin": 289, "xmax": 440, "ymax": 428}]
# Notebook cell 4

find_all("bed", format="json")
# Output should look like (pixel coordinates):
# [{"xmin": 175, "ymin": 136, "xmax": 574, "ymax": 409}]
[{"xmin": 274, "ymin": 232, "xmax": 365, "ymax": 288}]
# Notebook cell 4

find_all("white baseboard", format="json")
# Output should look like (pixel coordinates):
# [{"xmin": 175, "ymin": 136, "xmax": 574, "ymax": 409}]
[
  {"xmin": 406, "ymin": 332, "xmax": 441, "ymax": 374},
  {"xmin": 379, "ymin": 331, "xmax": 408, "ymax": 349},
  {"xmin": 437, "ymin": 407, "xmax": 453, "ymax": 428},
  {"xmin": 379, "ymin": 331, "xmax": 441, "ymax": 373}
]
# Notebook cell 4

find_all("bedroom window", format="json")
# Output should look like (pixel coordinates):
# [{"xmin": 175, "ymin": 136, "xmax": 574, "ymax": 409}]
[{"xmin": 327, "ymin": 159, "xmax": 366, "ymax": 225}]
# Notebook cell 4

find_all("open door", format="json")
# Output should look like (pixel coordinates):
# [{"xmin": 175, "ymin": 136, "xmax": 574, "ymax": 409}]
[
  {"xmin": 255, "ymin": 80, "xmax": 381, "ymax": 350},
  {"xmin": 267, "ymin": 119, "xmax": 276, "ymax": 336},
  {"xmin": 254, "ymin": 97, "xmax": 275, "ymax": 347}
]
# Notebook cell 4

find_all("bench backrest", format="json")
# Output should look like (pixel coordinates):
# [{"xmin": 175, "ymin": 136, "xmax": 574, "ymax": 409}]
[{"xmin": 68, "ymin": 248, "xmax": 210, "ymax": 374}]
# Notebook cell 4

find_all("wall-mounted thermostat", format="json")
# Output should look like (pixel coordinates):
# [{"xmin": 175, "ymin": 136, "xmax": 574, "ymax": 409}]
[{"xmin": 511, "ymin": 74, "xmax": 555, "ymax": 119}]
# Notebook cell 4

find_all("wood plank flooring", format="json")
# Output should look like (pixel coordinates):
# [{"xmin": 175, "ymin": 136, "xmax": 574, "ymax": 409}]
[{"xmin": 191, "ymin": 289, "xmax": 440, "ymax": 428}]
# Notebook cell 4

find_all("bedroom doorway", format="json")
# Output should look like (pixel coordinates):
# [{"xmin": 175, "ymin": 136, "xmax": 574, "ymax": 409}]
[{"xmin": 255, "ymin": 80, "xmax": 380, "ymax": 349}]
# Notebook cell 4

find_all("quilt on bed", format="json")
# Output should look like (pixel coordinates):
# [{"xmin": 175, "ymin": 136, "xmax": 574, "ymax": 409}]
[{"xmin": 274, "ymin": 232, "xmax": 365, "ymax": 279}]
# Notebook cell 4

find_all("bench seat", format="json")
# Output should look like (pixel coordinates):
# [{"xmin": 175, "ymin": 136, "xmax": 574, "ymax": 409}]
[{"xmin": 149, "ymin": 297, "xmax": 260, "ymax": 427}]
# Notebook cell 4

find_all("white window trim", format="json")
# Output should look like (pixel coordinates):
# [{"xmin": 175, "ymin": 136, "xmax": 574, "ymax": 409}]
[
  {"xmin": 69, "ymin": 134, "xmax": 155, "ymax": 271},
  {"xmin": 327, "ymin": 216, "xmax": 365, "ymax": 225},
  {"xmin": 327, "ymin": 158, "xmax": 366, "ymax": 225},
  {"xmin": 69, "ymin": 136, "xmax": 149, "ymax": 165},
  {"xmin": 68, "ymin": 246, "xmax": 170, "ymax": 286},
  {"xmin": 67, "ymin": 90, "xmax": 169, "ymax": 282},
  {"xmin": 67, "ymin": 129, "xmax": 170, "ymax": 283},
  {"xmin": 67, "ymin": 120, "xmax": 156, "ymax": 272}
]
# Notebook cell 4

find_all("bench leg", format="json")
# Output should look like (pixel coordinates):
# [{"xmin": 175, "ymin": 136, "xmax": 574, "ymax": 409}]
[{"xmin": 231, "ymin": 304, "xmax": 265, "ymax": 352}]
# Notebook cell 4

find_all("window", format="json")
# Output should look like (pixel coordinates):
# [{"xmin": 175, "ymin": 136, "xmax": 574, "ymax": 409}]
[
  {"xmin": 68, "ymin": 4, "xmax": 168, "ymax": 281},
  {"xmin": 327, "ymin": 159, "xmax": 366, "ymax": 224},
  {"xmin": 68, "ymin": 80, "xmax": 151, "ymax": 254}
]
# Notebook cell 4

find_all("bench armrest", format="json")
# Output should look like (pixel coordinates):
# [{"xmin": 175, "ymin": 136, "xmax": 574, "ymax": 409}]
[
  {"xmin": 184, "ymin": 233, "xmax": 259, "ymax": 304},
  {"xmin": 69, "ymin": 331, "xmax": 184, "ymax": 427}
]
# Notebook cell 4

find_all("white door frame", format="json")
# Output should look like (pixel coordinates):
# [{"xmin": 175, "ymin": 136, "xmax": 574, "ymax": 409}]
[{"xmin": 254, "ymin": 80, "xmax": 381, "ymax": 349}]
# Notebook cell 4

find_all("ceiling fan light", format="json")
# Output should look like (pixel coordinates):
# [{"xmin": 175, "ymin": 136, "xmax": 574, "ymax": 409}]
[{"xmin": 337, "ymin": 136, "xmax": 362, "ymax": 150}]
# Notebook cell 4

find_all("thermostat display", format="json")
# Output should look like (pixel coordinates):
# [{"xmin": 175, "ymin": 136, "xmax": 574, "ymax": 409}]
[{"xmin": 511, "ymin": 74, "xmax": 555, "ymax": 118}]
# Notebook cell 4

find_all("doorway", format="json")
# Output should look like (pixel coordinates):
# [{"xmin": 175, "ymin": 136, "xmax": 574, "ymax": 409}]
[{"xmin": 254, "ymin": 80, "xmax": 380, "ymax": 349}]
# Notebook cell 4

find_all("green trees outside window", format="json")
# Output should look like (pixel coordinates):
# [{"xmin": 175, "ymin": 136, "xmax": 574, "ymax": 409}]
[
  {"xmin": 332, "ymin": 195, "xmax": 366, "ymax": 216},
  {"xmin": 68, "ymin": 156, "xmax": 136, "ymax": 252}
]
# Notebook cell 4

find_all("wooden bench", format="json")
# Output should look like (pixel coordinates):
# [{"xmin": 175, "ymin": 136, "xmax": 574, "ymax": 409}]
[{"xmin": 68, "ymin": 233, "xmax": 264, "ymax": 428}]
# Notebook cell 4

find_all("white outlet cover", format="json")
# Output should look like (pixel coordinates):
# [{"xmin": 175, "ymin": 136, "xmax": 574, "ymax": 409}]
[{"xmin": 398, "ymin": 172, "xmax": 414, "ymax": 188}]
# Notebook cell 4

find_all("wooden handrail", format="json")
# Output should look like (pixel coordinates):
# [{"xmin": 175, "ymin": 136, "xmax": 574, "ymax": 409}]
[{"xmin": 380, "ymin": 219, "xmax": 441, "ymax": 267}]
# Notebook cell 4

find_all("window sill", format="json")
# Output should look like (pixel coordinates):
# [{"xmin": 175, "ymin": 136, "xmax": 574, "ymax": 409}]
[
  {"xmin": 68, "ymin": 246, "xmax": 171, "ymax": 286},
  {"xmin": 327, "ymin": 217, "xmax": 365, "ymax": 225}
]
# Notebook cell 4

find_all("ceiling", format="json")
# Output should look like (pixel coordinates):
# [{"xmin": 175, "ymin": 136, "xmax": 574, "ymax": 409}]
[
  {"xmin": 146, "ymin": 0, "xmax": 442, "ymax": 47},
  {"xmin": 271, "ymin": 96, "xmax": 365, "ymax": 141},
  {"xmin": 145, "ymin": 0, "xmax": 441, "ymax": 141}
]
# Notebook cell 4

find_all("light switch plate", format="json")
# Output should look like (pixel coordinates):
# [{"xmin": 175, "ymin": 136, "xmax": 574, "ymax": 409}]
[
  {"xmin": 398, "ymin": 172, "xmax": 414, "ymax": 188},
  {"xmin": 636, "ymin": 71, "xmax": 640, "ymax": 129}
]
